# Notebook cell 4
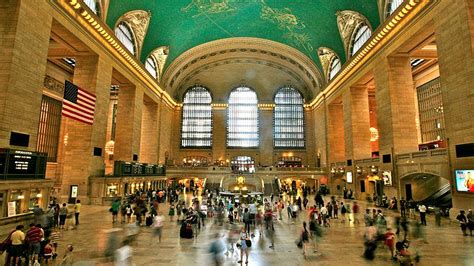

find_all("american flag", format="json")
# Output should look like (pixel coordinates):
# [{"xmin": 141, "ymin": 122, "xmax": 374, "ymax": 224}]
[{"xmin": 62, "ymin": 80, "xmax": 96, "ymax": 125}]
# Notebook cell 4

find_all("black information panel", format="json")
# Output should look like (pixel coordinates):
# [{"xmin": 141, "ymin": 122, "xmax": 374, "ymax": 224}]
[
  {"xmin": 0, "ymin": 149, "xmax": 47, "ymax": 179},
  {"xmin": 113, "ymin": 161, "xmax": 166, "ymax": 177}
]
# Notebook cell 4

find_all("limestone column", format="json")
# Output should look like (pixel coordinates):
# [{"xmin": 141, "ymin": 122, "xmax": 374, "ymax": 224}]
[
  {"xmin": 0, "ymin": 0, "xmax": 52, "ymax": 149},
  {"xmin": 343, "ymin": 87, "xmax": 372, "ymax": 160},
  {"xmin": 373, "ymin": 55, "xmax": 418, "ymax": 155},
  {"xmin": 60, "ymin": 55, "xmax": 113, "ymax": 202},
  {"xmin": 157, "ymin": 103, "xmax": 173, "ymax": 164},
  {"xmin": 259, "ymin": 108, "xmax": 273, "ymax": 166},
  {"xmin": 313, "ymin": 105, "xmax": 327, "ymax": 168},
  {"xmin": 114, "ymin": 85, "xmax": 143, "ymax": 162},
  {"xmin": 305, "ymin": 109, "xmax": 316, "ymax": 167},
  {"xmin": 327, "ymin": 103, "xmax": 345, "ymax": 163},
  {"xmin": 434, "ymin": 0, "xmax": 474, "ymax": 211},
  {"xmin": 139, "ymin": 99, "xmax": 159, "ymax": 164}
]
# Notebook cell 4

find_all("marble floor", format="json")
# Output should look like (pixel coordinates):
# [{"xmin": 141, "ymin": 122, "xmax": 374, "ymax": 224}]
[{"xmin": 2, "ymin": 196, "xmax": 473, "ymax": 266}]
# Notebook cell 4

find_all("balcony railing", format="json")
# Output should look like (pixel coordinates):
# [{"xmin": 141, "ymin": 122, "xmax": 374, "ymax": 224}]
[{"xmin": 396, "ymin": 148, "xmax": 447, "ymax": 161}]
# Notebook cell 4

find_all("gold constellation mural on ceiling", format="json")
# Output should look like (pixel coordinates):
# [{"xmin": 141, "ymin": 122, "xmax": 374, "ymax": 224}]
[
  {"xmin": 181, "ymin": 0, "xmax": 313, "ymax": 55},
  {"xmin": 181, "ymin": 0, "xmax": 237, "ymax": 18}
]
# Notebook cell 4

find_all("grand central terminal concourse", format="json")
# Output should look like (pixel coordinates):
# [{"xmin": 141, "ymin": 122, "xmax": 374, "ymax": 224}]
[{"xmin": 0, "ymin": 0, "xmax": 473, "ymax": 265}]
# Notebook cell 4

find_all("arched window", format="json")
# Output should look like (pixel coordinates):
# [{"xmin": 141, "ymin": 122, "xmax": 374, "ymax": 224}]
[
  {"xmin": 145, "ymin": 56, "xmax": 158, "ymax": 79},
  {"xmin": 114, "ymin": 22, "xmax": 136, "ymax": 55},
  {"xmin": 350, "ymin": 24, "xmax": 372, "ymax": 56},
  {"xmin": 227, "ymin": 86, "xmax": 259, "ymax": 148},
  {"xmin": 387, "ymin": 0, "xmax": 404, "ymax": 16},
  {"xmin": 84, "ymin": 0, "xmax": 101, "ymax": 16},
  {"xmin": 181, "ymin": 86, "xmax": 213, "ymax": 148},
  {"xmin": 274, "ymin": 86, "xmax": 305, "ymax": 148},
  {"xmin": 329, "ymin": 57, "xmax": 341, "ymax": 80}
]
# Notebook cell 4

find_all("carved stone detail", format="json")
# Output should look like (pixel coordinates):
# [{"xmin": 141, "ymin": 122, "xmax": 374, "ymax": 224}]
[
  {"xmin": 317, "ymin": 47, "xmax": 338, "ymax": 81},
  {"xmin": 336, "ymin": 10, "xmax": 370, "ymax": 57},
  {"xmin": 119, "ymin": 10, "xmax": 151, "ymax": 58},
  {"xmin": 43, "ymin": 75, "xmax": 64, "ymax": 96}
]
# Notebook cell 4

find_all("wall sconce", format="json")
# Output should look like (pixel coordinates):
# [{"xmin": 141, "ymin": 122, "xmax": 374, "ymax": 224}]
[
  {"xmin": 36, "ymin": 193, "xmax": 42, "ymax": 198},
  {"xmin": 338, "ymin": 168, "xmax": 345, "ymax": 174},
  {"xmin": 370, "ymin": 165, "xmax": 378, "ymax": 173},
  {"xmin": 17, "ymin": 195, "xmax": 25, "ymax": 199},
  {"xmin": 356, "ymin": 166, "xmax": 362, "ymax": 174},
  {"xmin": 330, "ymin": 168, "xmax": 336, "ymax": 174}
]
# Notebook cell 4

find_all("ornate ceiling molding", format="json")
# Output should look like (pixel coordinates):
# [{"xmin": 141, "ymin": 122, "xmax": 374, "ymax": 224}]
[
  {"xmin": 148, "ymin": 46, "xmax": 169, "ymax": 81},
  {"xmin": 317, "ymin": 47, "xmax": 339, "ymax": 81},
  {"xmin": 116, "ymin": 10, "xmax": 151, "ymax": 60},
  {"xmin": 175, "ymin": 58, "xmax": 308, "ymax": 100},
  {"xmin": 336, "ymin": 10, "xmax": 371, "ymax": 58},
  {"xmin": 162, "ymin": 37, "xmax": 324, "ymax": 101}
]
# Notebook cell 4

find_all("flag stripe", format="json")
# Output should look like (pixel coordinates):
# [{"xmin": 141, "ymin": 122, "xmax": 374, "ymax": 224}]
[
  {"xmin": 74, "ymin": 100, "xmax": 96, "ymax": 113},
  {"xmin": 62, "ymin": 110, "xmax": 93, "ymax": 123},
  {"xmin": 77, "ymin": 86, "xmax": 96, "ymax": 98},
  {"xmin": 63, "ymin": 100, "xmax": 95, "ymax": 116},
  {"xmin": 62, "ymin": 112, "xmax": 93, "ymax": 125},
  {"xmin": 78, "ymin": 89, "xmax": 96, "ymax": 102},
  {"xmin": 63, "ymin": 102, "xmax": 95, "ymax": 119}
]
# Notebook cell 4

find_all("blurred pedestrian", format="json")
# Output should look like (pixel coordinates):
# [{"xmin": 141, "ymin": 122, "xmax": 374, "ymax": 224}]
[
  {"xmin": 209, "ymin": 233, "xmax": 225, "ymax": 266},
  {"xmin": 456, "ymin": 209, "xmax": 468, "ymax": 236},
  {"xmin": 152, "ymin": 212, "xmax": 164, "ymax": 243},
  {"xmin": 111, "ymin": 199, "xmax": 120, "ymax": 223},
  {"xmin": 238, "ymin": 227, "xmax": 250, "ymax": 265},
  {"xmin": 60, "ymin": 244, "xmax": 74, "ymax": 265},
  {"xmin": 74, "ymin": 200, "xmax": 81, "ymax": 226},
  {"xmin": 418, "ymin": 204, "xmax": 427, "ymax": 226},
  {"xmin": 467, "ymin": 209, "xmax": 473, "ymax": 236},
  {"xmin": 301, "ymin": 221, "xmax": 310, "ymax": 257}
]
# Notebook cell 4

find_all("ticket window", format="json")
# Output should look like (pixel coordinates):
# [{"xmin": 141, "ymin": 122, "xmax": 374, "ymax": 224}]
[
  {"xmin": 29, "ymin": 189, "xmax": 42, "ymax": 210},
  {"xmin": 9, "ymin": 190, "xmax": 26, "ymax": 215},
  {"xmin": 106, "ymin": 184, "xmax": 118, "ymax": 197}
]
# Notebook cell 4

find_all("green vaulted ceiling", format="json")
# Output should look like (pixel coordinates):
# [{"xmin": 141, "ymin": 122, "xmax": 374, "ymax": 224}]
[{"xmin": 106, "ymin": 0, "xmax": 380, "ymax": 72}]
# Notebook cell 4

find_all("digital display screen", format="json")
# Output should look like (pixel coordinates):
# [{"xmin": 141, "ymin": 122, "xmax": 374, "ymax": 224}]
[
  {"xmin": 7, "ymin": 150, "xmax": 36, "ymax": 175},
  {"xmin": 455, "ymin": 170, "xmax": 474, "ymax": 193},
  {"xmin": 382, "ymin": 170, "xmax": 392, "ymax": 186},
  {"xmin": 346, "ymin": 171, "xmax": 353, "ymax": 183}
]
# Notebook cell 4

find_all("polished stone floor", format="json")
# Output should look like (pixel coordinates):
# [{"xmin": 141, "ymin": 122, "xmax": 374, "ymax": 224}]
[{"xmin": 2, "ymin": 195, "xmax": 473, "ymax": 265}]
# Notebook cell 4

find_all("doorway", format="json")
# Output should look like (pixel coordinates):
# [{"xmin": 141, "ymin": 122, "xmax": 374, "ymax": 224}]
[{"xmin": 405, "ymin": 183, "xmax": 413, "ymax": 201}]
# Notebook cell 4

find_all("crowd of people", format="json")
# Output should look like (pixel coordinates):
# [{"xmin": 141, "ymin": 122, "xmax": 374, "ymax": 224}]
[
  {"xmin": 0, "ymin": 199, "xmax": 80, "ymax": 265},
  {"xmin": 2, "ymin": 186, "xmax": 472, "ymax": 265}
]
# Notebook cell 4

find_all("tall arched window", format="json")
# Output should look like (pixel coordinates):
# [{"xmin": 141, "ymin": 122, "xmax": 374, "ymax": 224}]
[
  {"xmin": 145, "ymin": 56, "xmax": 158, "ymax": 79},
  {"xmin": 227, "ymin": 86, "xmax": 259, "ymax": 148},
  {"xmin": 329, "ymin": 57, "xmax": 341, "ymax": 80},
  {"xmin": 114, "ymin": 22, "xmax": 136, "ymax": 55},
  {"xmin": 84, "ymin": 0, "xmax": 100, "ymax": 16},
  {"xmin": 350, "ymin": 24, "xmax": 372, "ymax": 56},
  {"xmin": 387, "ymin": 0, "xmax": 404, "ymax": 16},
  {"xmin": 181, "ymin": 86, "xmax": 213, "ymax": 148},
  {"xmin": 274, "ymin": 86, "xmax": 305, "ymax": 148}
]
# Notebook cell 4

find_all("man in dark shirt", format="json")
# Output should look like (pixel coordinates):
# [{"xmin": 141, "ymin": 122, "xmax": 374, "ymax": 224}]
[{"xmin": 26, "ymin": 223, "xmax": 43, "ymax": 264}]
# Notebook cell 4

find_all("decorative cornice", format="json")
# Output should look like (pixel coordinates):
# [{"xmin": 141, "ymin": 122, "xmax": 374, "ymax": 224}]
[
  {"xmin": 317, "ymin": 47, "xmax": 339, "ymax": 81},
  {"xmin": 116, "ymin": 10, "xmax": 151, "ymax": 60},
  {"xmin": 309, "ymin": 0, "xmax": 431, "ymax": 109},
  {"xmin": 55, "ymin": 0, "xmax": 177, "ymax": 108},
  {"xmin": 336, "ymin": 10, "xmax": 371, "ymax": 58}
]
